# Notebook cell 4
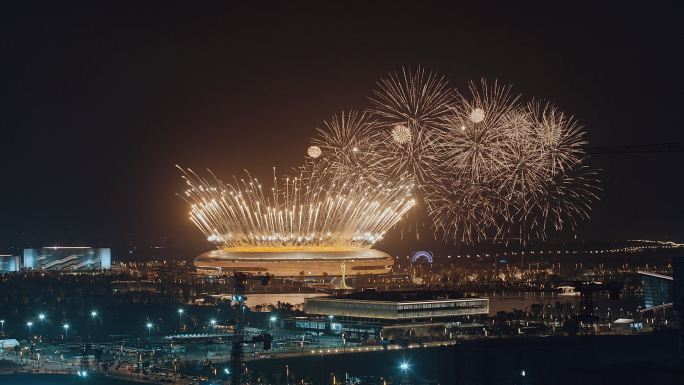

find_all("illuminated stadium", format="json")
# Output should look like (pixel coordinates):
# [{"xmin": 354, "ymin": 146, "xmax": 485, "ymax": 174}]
[
  {"xmin": 194, "ymin": 249, "xmax": 393, "ymax": 276},
  {"xmin": 179, "ymin": 166, "xmax": 413, "ymax": 277}
]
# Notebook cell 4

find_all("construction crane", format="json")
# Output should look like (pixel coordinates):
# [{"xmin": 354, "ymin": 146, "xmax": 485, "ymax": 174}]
[
  {"xmin": 568, "ymin": 281, "xmax": 623, "ymax": 336},
  {"xmin": 228, "ymin": 272, "xmax": 271, "ymax": 385}
]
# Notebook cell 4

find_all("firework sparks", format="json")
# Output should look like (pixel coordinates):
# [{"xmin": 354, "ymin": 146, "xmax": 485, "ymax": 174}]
[
  {"xmin": 310, "ymin": 111, "xmax": 387, "ymax": 186},
  {"xmin": 307, "ymin": 145, "xmax": 322, "ymax": 158},
  {"xmin": 310, "ymin": 73, "xmax": 598, "ymax": 243},
  {"xmin": 178, "ymin": 166, "xmax": 415, "ymax": 250},
  {"xmin": 391, "ymin": 124, "xmax": 412, "ymax": 144},
  {"xmin": 424, "ymin": 80, "xmax": 599, "ymax": 242},
  {"xmin": 469, "ymin": 108, "xmax": 485, "ymax": 123},
  {"xmin": 181, "ymin": 69, "xmax": 598, "ymax": 247},
  {"xmin": 368, "ymin": 67, "xmax": 456, "ymax": 182}
]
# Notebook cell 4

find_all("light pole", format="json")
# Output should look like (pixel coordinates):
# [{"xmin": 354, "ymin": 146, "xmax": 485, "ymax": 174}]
[
  {"xmin": 286, "ymin": 365, "xmax": 289, "ymax": 385},
  {"xmin": 147, "ymin": 323, "xmax": 152, "ymax": 340},
  {"xmin": 400, "ymin": 362, "xmax": 409, "ymax": 380},
  {"xmin": 64, "ymin": 325, "xmax": 69, "ymax": 343},
  {"xmin": 210, "ymin": 320, "xmax": 216, "ymax": 333},
  {"xmin": 91, "ymin": 312, "xmax": 97, "ymax": 341},
  {"xmin": 1, "ymin": 320, "xmax": 4, "ymax": 334},
  {"xmin": 178, "ymin": 310, "xmax": 184, "ymax": 331},
  {"xmin": 39, "ymin": 315, "xmax": 44, "ymax": 341},
  {"xmin": 27, "ymin": 322, "xmax": 33, "ymax": 341},
  {"xmin": 270, "ymin": 317, "xmax": 277, "ymax": 330},
  {"xmin": 328, "ymin": 315, "xmax": 334, "ymax": 348}
]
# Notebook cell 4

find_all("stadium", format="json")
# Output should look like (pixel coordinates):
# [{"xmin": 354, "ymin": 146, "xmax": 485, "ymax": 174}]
[{"xmin": 193, "ymin": 248, "xmax": 393, "ymax": 276}]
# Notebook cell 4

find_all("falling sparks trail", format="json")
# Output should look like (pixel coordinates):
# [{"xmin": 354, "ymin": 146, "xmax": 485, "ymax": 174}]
[{"xmin": 178, "ymin": 166, "xmax": 415, "ymax": 251}]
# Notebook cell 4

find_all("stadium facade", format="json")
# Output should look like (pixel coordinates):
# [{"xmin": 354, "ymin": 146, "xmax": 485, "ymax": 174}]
[
  {"xmin": 23, "ymin": 247, "xmax": 111, "ymax": 270},
  {"xmin": 194, "ymin": 249, "xmax": 393, "ymax": 276}
]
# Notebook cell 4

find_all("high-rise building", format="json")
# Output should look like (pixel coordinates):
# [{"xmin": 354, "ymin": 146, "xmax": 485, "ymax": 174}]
[
  {"xmin": 0, "ymin": 255, "xmax": 20, "ymax": 273},
  {"xmin": 639, "ymin": 271, "xmax": 673, "ymax": 309},
  {"xmin": 23, "ymin": 247, "xmax": 111, "ymax": 270}
]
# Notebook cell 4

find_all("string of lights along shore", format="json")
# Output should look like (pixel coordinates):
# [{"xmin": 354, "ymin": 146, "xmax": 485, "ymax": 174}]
[{"xmin": 180, "ymin": 68, "xmax": 598, "ymax": 255}]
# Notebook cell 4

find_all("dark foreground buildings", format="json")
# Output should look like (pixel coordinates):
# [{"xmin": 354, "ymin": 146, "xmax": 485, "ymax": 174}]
[{"xmin": 438, "ymin": 332, "xmax": 683, "ymax": 385}]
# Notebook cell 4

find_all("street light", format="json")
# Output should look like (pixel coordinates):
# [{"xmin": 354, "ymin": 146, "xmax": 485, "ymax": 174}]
[
  {"xmin": 178, "ymin": 310, "xmax": 184, "ymax": 331},
  {"xmin": 270, "ymin": 317, "xmax": 277, "ymax": 330},
  {"xmin": 27, "ymin": 322, "xmax": 33, "ymax": 340},
  {"xmin": 38, "ymin": 315, "xmax": 45, "ymax": 341},
  {"xmin": 400, "ymin": 361, "xmax": 410, "ymax": 381},
  {"xmin": 210, "ymin": 320, "xmax": 216, "ymax": 333},
  {"xmin": 64, "ymin": 325, "xmax": 69, "ymax": 343},
  {"xmin": 1, "ymin": 320, "xmax": 4, "ymax": 334},
  {"xmin": 147, "ymin": 323, "xmax": 152, "ymax": 340},
  {"xmin": 328, "ymin": 315, "xmax": 334, "ymax": 347},
  {"xmin": 91, "ymin": 312, "xmax": 97, "ymax": 324}
]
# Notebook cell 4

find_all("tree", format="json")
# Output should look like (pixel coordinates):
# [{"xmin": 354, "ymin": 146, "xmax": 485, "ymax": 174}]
[
  {"xmin": 274, "ymin": 370, "xmax": 282, "ymax": 385},
  {"xmin": 427, "ymin": 325, "xmax": 444, "ymax": 339}
]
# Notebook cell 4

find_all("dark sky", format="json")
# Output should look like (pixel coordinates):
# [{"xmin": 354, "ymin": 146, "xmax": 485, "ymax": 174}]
[{"xmin": 2, "ymin": 1, "xmax": 683, "ymax": 247}]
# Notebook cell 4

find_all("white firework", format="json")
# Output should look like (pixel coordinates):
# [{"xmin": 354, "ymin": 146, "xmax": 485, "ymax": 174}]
[
  {"xmin": 288, "ymin": 71, "xmax": 600, "ymax": 244},
  {"xmin": 469, "ymin": 108, "xmax": 485, "ymax": 123},
  {"xmin": 310, "ymin": 111, "xmax": 387, "ymax": 186},
  {"xmin": 307, "ymin": 145, "xmax": 322, "ymax": 158},
  {"xmin": 368, "ymin": 67, "xmax": 455, "ymax": 183},
  {"xmin": 391, "ymin": 124, "xmax": 412, "ymax": 144}
]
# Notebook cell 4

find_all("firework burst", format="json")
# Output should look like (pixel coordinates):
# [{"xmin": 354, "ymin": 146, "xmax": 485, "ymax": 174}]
[
  {"xmin": 425, "ymin": 80, "xmax": 599, "ymax": 242},
  {"xmin": 368, "ymin": 67, "xmax": 456, "ymax": 182},
  {"xmin": 181, "ymin": 69, "xmax": 598, "ymax": 247},
  {"xmin": 391, "ymin": 124, "xmax": 412, "ymax": 144},
  {"xmin": 178, "ymin": 166, "xmax": 415, "ymax": 250},
  {"xmin": 307, "ymin": 145, "xmax": 322, "ymax": 158},
  {"xmin": 310, "ymin": 111, "xmax": 387, "ymax": 186}
]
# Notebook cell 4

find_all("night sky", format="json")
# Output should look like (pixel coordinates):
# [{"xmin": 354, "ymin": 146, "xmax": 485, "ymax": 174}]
[{"xmin": 2, "ymin": 2, "xmax": 683, "ymax": 248}]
